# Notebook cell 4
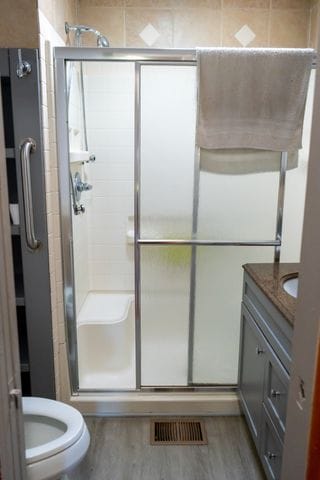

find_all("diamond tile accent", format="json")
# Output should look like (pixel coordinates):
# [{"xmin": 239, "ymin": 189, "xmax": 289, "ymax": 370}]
[
  {"xmin": 139, "ymin": 23, "xmax": 160, "ymax": 47},
  {"xmin": 234, "ymin": 25, "xmax": 256, "ymax": 47}
]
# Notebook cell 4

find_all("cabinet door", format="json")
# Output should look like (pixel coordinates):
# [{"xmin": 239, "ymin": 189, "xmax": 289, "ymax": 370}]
[{"xmin": 239, "ymin": 304, "xmax": 267, "ymax": 450}]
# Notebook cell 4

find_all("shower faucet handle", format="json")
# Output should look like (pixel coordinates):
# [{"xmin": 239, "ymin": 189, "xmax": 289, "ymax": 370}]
[
  {"xmin": 74, "ymin": 172, "xmax": 93, "ymax": 195},
  {"xmin": 77, "ymin": 181, "xmax": 92, "ymax": 193},
  {"xmin": 74, "ymin": 204, "xmax": 85, "ymax": 215}
]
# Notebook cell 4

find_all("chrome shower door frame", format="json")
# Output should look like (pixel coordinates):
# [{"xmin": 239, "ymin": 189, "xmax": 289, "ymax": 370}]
[{"xmin": 55, "ymin": 47, "xmax": 286, "ymax": 395}]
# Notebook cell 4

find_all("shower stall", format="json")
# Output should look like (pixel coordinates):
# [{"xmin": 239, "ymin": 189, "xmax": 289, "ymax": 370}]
[{"xmin": 55, "ymin": 48, "xmax": 313, "ymax": 400}]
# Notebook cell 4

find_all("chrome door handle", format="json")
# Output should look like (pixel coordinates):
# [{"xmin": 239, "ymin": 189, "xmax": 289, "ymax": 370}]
[{"xmin": 20, "ymin": 138, "xmax": 40, "ymax": 250}]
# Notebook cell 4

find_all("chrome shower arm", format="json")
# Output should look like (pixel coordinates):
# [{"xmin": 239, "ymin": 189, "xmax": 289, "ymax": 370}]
[{"xmin": 65, "ymin": 22, "xmax": 109, "ymax": 47}]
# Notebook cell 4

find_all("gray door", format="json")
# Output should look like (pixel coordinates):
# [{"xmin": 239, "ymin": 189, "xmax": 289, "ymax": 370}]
[{"xmin": 0, "ymin": 77, "xmax": 26, "ymax": 479}]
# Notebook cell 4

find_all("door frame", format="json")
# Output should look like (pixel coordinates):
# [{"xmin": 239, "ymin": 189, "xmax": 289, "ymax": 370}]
[{"xmin": 281, "ymin": 31, "xmax": 320, "ymax": 480}]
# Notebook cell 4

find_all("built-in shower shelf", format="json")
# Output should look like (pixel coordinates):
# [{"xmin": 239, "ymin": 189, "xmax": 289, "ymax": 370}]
[
  {"xmin": 15, "ymin": 295, "xmax": 25, "ymax": 307},
  {"xmin": 126, "ymin": 229, "xmax": 134, "ymax": 244},
  {"xmin": 14, "ymin": 274, "xmax": 25, "ymax": 306},
  {"xmin": 69, "ymin": 150, "xmax": 90, "ymax": 163},
  {"xmin": 5, "ymin": 148, "xmax": 15, "ymax": 158},
  {"xmin": 20, "ymin": 360, "xmax": 30, "ymax": 373},
  {"xmin": 11, "ymin": 224, "xmax": 20, "ymax": 236},
  {"xmin": 20, "ymin": 345, "xmax": 29, "ymax": 372},
  {"xmin": 77, "ymin": 292, "xmax": 134, "ymax": 326}
]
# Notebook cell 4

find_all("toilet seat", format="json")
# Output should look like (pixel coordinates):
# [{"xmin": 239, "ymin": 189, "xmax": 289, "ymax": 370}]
[{"xmin": 23, "ymin": 397, "xmax": 85, "ymax": 464}]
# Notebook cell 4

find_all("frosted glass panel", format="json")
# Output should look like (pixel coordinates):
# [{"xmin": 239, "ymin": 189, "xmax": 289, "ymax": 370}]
[
  {"xmin": 197, "ymin": 165, "xmax": 280, "ymax": 241},
  {"xmin": 192, "ymin": 247, "xmax": 274, "ymax": 384},
  {"xmin": 140, "ymin": 246, "xmax": 191, "ymax": 386},
  {"xmin": 281, "ymin": 70, "xmax": 315, "ymax": 262},
  {"xmin": 140, "ymin": 65, "xmax": 196, "ymax": 239}
]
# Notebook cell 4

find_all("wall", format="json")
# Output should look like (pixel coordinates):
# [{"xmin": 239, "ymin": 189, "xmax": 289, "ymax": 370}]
[
  {"xmin": 37, "ymin": 2, "xmax": 78, "ymax": 400},
  {"xmin": 77, "ymin": 0, "xmax": 312, "ymax": 49},
  {"xmin": 38, "ymin": 0, "xmax": 78, "ymax": 40},
  {"xmin": 310, "ymin": 0, "xmax": 320, "ymax": 48},
  {"xmin": 0, "ymin": 0, "xmax": 38, "ymax": 48}
]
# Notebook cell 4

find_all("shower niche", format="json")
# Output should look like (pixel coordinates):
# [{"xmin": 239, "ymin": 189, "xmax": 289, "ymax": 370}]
[{"xmin": 57, "ymin": 49, "xmax": 312, "ymax": 394}]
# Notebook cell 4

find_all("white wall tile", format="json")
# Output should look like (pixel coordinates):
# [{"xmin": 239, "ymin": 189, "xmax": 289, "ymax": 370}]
[
  {"xmin": 91, "ymin": 162, "xmax": 134, "ymax": 181},
  {"xmin": 90, "ymin": 147, "xmax": 133, "ymax": 164},
  {"xmin": 87, "ymin": 128, "xmax": 134, "ymax": 148}
]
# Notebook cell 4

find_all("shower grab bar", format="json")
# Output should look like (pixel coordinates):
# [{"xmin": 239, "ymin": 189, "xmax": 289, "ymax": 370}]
[
  {"xmin": 20, "ymin": 138, "xmax": 40, "ymax": 250},
  {"xmin": 137, "ymin": 239, "xmax": 281, "ymax": 247}
]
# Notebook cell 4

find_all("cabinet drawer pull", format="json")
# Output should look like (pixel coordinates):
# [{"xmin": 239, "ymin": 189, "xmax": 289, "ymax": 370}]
[
  {"xmin": 256, "ymin": 346, "xmax": 265, "ymax": 355},
  {"xmin": 271, "ymin": 389, "xmax": 282, "ymax": 398},
  {"xmin": 267, "ymin": 452, "xmax": 277, "ymax": 460}
]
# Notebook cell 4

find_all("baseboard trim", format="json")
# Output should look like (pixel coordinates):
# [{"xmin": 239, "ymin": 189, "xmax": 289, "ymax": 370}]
[{"xmin": 69, "ymin": 391, "xmax": 240, "ymax": 416}]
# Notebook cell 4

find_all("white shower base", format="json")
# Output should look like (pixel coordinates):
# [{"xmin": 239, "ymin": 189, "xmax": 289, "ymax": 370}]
[
  {"xmin": 77, "ymin": 292, "xmax": 135, "ymax": 390},
  {"xmin": 74, "ymin": 292, "xmax": 240, "ymax": 416}
]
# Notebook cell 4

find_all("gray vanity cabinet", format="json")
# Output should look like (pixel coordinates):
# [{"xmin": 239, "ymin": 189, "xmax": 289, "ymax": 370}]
[{"xmin": 239, "ymin": 272, "xmax": 292, "ymax": 480}]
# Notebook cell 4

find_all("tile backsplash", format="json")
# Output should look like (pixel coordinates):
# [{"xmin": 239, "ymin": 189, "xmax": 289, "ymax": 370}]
[{"xmin": 76, "ymin": 0, "xmax": 314, "ymax": 49}]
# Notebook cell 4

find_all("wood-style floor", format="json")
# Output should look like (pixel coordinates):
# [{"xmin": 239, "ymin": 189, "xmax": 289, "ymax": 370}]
[{"xmin": 70, "ymin": 416, "xmax": 265, "ymax": 480}]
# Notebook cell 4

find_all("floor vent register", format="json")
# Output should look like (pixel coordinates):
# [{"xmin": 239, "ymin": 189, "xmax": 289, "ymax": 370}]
[{"xmin": 150, "ymin": 419, "xmax": 208, "ymax": 445}]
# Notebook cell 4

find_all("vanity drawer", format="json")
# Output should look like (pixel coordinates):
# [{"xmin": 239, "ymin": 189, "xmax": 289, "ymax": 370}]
[
  {"xmin": 260, "ymin": 406, "xmax": 283, "ymax": 480},
  {"xmin": 264, "ymin": 348, "xmax": 289, "ymax": 442}
]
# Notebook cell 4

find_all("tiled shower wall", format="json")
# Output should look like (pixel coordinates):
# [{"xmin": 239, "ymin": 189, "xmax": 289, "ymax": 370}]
[
  {"xmin": 68, "ymin": 65, "xmax": 91, "ymax": 314},
  {"xmin": 77, "ymin": 0, "xmax": 314, "ymax": 49},
  {"xmin": 83, "ymin": 63, "xmax": 135, "ymax": 292}
]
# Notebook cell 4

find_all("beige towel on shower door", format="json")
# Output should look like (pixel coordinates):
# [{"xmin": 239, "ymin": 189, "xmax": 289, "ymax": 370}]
[
  {"xmin": 200, "ymin": 149, "xmax": 298, "ymax": 175},
  {"xmin": 196, "ymin": 48, "xmax": 314, "ymax": 152}
]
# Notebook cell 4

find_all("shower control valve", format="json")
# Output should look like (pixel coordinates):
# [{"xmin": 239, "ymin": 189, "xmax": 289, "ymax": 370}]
[
  {"xmin": 73, "ymin": 171, "xmax": 93, "ymax": 203},
  {"xmin": 74, "ymin": 204, "xmax": 85, "ymax": 215},
  {"xmin": 76, "ymin": 181, "xmax": 92, "ymax": 193}
]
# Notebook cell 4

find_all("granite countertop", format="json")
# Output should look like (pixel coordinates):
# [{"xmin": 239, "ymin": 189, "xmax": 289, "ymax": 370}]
[{"xmin": 243, "ymin": 263, "xmax": 299, "ymax": 326}]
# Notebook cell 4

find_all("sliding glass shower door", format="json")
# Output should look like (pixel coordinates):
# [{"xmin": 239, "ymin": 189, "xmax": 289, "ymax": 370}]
[
  {"xmin": 56, "ymin": 49, "xmax": 298, "ymax": 392},
  {"xmin": 139, "ymin": 63, "xmax": 279, "ymax": 387},
  {"xmin": 139, "ymin": 65, "xmax": 196, "ymax": 386}
]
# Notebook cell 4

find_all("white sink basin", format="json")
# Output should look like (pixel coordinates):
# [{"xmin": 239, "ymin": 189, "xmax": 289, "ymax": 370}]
[{"xmin": 282, "ymin": 277, "xmax": 298, "ymax": 298}]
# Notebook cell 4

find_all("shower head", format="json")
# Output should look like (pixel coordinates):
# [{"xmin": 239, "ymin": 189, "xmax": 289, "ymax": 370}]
[
  {"xmin": 65, "ymin": 22, "xmax": 110, "ymax": 47},
  {"xmin": 97, "ymin": 34, "xmax": 109, "ymax": 48}
]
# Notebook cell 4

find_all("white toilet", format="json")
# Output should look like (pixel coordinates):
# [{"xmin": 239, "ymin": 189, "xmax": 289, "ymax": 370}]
[{"xmin": 23, "ymin": 397, "xmax": 90, "ymax": 480}]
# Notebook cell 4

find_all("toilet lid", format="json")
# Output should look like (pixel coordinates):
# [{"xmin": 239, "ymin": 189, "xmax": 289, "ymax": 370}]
[{"xmin": 23, "ymin": 397, "xmax": 85, "ymax": 464}]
